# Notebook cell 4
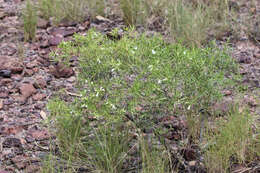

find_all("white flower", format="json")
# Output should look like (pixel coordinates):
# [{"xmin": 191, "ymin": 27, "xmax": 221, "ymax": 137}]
[
  {"xmin": 183, "ymin": 51, "xmax": 187, "ymax": 55},
  {"xmin": 111, "ymin": 104, "xmax": 116, "ymax": 110},
  {"xmin": 134, "ymin": 46, "xmax": 138, "ymax": 50},
  {"xmin": 158, "ymin": 79, "xmax": 162, "ymax": 84},
  {"xmin": 152, "ymin": 49, "xmax": 156, "ymax": 55}
]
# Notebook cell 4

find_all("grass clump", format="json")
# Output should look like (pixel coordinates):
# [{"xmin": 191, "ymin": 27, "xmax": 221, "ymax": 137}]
[
  {"xmin": 44, "ymin": 29, "xmax": 241, "ymax": 172},
  {"xmin": 118, "ymin": 0, "xmax": 235, "ymax": 47},
  {"xmin": 204, "ymin": 107, "xmax": 259, "ymax": 173},
  {"xmin": 37, "ymin": 0, "xmax": 105, "ymax": 24},
  {"xmin": 22, "ymin": 0, "xmax": 37, "ymax": 41}
]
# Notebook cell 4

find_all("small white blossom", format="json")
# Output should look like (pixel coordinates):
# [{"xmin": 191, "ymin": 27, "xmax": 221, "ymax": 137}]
[
  {"xmin": 134, "ymin": 46, "xmax": 138, "ymax": 50},
  {"xmin": 152, "ymin": 49, "xmax": 156, "ymax": 55},
  {"xmin": 111, "ymin": 104, "xmax": 116, "ymax": 110},
  {"xmin": 183, "ymin": 51, "xmax": 187, "ymax": 55},
  {"xmin": 158, "ymin": 79, "xmax": 162, "ymax": 84}
]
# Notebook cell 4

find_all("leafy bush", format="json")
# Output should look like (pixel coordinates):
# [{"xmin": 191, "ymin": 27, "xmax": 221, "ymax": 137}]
[{"xmin": 46, "ymin": 29, "xmax": 241, "ymax": 171}]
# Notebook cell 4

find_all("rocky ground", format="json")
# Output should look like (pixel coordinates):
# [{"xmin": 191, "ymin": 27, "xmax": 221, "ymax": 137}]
[{"xmin": 0, "ymin": 0, "xmax": 259, "ymax": 172}]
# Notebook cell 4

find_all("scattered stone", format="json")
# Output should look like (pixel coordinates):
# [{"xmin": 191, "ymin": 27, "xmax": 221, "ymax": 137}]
[
  {"xmin": 0, "ymin": 125, "xmax": 24, "ymax": 135},
  {"xmin": 32, "ymin": 93, "xmax": 46, "ymax": 101},
  {"xmin": 49, "ymin": 63, "xmax": 74, "ymax": 78},
  {"xmin": 19, "ymin": 83, "xmax": 37, "ymax": 101},
  {"xmin": 11, "ymin": 156, "xmax": 27, "ymax": 169},
  {"xmin": 95, "ymin": 15, "xmax": 111, "ymax": 23},
  {"xmin": 67, "ymin": 76, "xmax": 76, "ymax": 83},
  {"xmin": 238, "ymin": 56, "xmax": 252, "ymax": 64},
  {"xmin": 0, "ymin": 11, "xmax": 7, "ymax": 19},
  {"xmin": 47, "ymin": 27, "xmax": 77, "ymax": 37},
  {"xmin": 2, "ymin": 138, "xmax": 22, "ymax": 148},
  {"xmin": 40, "ymin": 40, "xmax": 49, "ymax": 48},
  {"xmin": 0, "ymin": 57, "xmax": 23, "ymax": 74},
  {"xmin": 244, "ymin": 95, "xmax": 257, "ymax": 107},
  {"xmin": 37, "ymin": 18, "xmax": 49, "ymax": 29},
  {"xmin": 34, "ymin": 76, "xmax": 47, "ymax": 89},
  {"xmin": 223, "ymin": 90, "xmax": 232, "ymax": 96},
  {"xmin": 0, "ymin": 91, "xmax": 8, "ymax": 98},
  {"xmin": 40, "ymin": 111, "xmax": 47, "ymax": 120},
  {"xmin": 7, "ymin": 27, "xmax": 17, "ymax": 34},
  {"xmin": 25, "ymin": 165, "xmax": 40, "ymax": 173},
  {"xmin": 212, "ymin": 98, "xmax": 233, "ymax": 115},
  {"xmin": 0, "ymin": 170, "xmax": 9, "ymax": 173},
  {"xmin": 24, "ymin": 69, "xmax": 34, "ymax": 76},
  {"xmin": 0, "ymin": 99, "xmax": 3, "ymax": 110},
  {"xmin": 0, "ymin": 78, "xmax": 12, "ymax": 85},
  {"xmin": 48, "ymin": 35, "xmax": 64, "ymax": 46},
  {"xmin": 11, "ymin": 74, "xmax": 22, "ymax": 82},
  {"xmin": 26, "ymin": 60, "xmax": 38, "ymax": 69},
  {"xmin": 29, "ymin": 129, "xmax": 50, "ymax": 141},
  {"xmin": 188, "ymin": 161, "xmax": 197, "ymax": 167}
]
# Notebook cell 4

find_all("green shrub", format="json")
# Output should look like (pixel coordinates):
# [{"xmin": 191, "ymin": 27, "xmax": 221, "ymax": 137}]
[{"xmin": 47, "ymin": 29, "xmax": 240, "ymax": 172}]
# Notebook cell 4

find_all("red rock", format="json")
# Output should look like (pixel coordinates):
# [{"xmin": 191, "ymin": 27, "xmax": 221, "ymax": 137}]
[
  {"xmin": 254, "ymin": 50, "xmax": 260, "ymax": 59},
  {"xmin": 11, "ymin": 156, "xmax": 27, "ymax": 169},
  {"xmin": 0, "ymin": 78, "xmax": 12, "ymax": 85},
  {"xmin": 238, "ymin": 56, "xmax": 251, "ymax": 64},
  {"xmin": 223, "ymin": 90, "xmax": 232, "ymax": 96},
  {"xmin": 0, "ymin": 170, "xmax": 9, "ymax": 173},
  {"xmin": 34, "ymin": 76, "xmax": 47, "ymax": 88},
  {"xmin": 25, "ymin": 165, "xmax": 40, "ymax": 173},
  {"xmin": 26, "ymin": 60, "xmax": 38, "ymax": 69},
  {"xmin": 30, "ymin": 129, "xmax": 50, "ymax": 141},
  {"xmin": 0, "ymin": 125, "xmax": 24, "ymax": 135},
  {"xmin": 48, "ymin": 27, "xmax": 77, "ymax": 37},
  {"xmin": 0, "ymin": 92, "xmax": 8, "ymax": 98},
  {"xmin": 0, "ymin": 56, "xmax": 23, "ymax": 74},
  {"xmin": 32, "ymin": 93, "xmax": 46, "ymax": 101},
  {"xmin": 19, "ymin": 83, "xmax": 37, "ymax": 100},
  {"xmin": 37, "ymin": 18, "xmax": 49, "ymax": 29},
  {"xmin": 32, "ymin": 67, "xmax": 39, "ymax": 73},
  {"xmin": 40, "ymin": 40, "xmax": 49, "ymax": 48},
  {"xmin": 48, "ymin": 35, "xmax": 64, "ymax": 46},
  {"xmin": 2, "ymin": 138, "xmax": 22, "ymax": 148},
  {"xmin": 24, "ymin": 69, "xmax": 34, "ymax": 76},
  {"xmin": 50, "ymin": 63, "xmax": 74, "ymax": 78},
  {"xmin": 0, "ymin": 99, "xmax": 3, "ymax": 110},
  {"xmin": 244, "ymin": 95, "xmax": 257, "ymax": 107}
]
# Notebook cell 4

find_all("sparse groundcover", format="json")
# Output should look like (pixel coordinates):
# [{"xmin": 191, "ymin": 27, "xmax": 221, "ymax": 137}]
[{"xmin": 44, "ymin": 29, "xmax": 258, "ymax": 172}]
